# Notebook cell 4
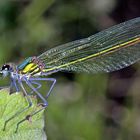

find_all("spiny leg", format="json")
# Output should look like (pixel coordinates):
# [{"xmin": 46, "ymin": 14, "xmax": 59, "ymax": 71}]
[
  {"xmin": 12, "ymin": 78, "xmax": 20, "ymax": 92},
  {"xmin": 15, "ymin": 107, "xmax": 45, "ymax": 133},
  {"xmin": 15, "ymin": 77, "xmax": 56, "ymax": 132},
  {"xmin": 45, "ymin": 78, "xmax": 56, "ymax": 99},
  {"xmin": 29, "ymin": 77, "xmax": 56, "ymax": 99},
  {"xmin": 29, "ymin": 81, "xmax": 42, "ymax": 95},
  {"xmin": 3, "ymin": 77, "xmax": 45, "ymax": 131},
  {"xmin": 3, "ymin": 77, "xmax": 32, "ymax": 131},
  {"xmin": 10, "ymin": 78, "xmax": 20, "ymax": 93},
  {"xmin": 25, "ymin": 78, "xmax": 48, "ymax": 105}
]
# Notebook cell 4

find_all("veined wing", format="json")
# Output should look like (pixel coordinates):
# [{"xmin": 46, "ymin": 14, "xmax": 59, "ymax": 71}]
[{"xmin": 38, "ymin": 17, "xmax": 140, "ymax": 74}]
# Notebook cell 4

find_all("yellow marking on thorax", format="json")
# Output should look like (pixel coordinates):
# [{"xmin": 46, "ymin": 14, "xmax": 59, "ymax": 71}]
[
  {"xmin": 22, "ymin": 63, "xmax": 38, "ymax": 74},
  {"xmin": 30, "ymin": 67, "xmax": 40, "ymax": 75},
  {"xmin": 43, "ymin": 37, "xmax": 140, "ymax": 72}
]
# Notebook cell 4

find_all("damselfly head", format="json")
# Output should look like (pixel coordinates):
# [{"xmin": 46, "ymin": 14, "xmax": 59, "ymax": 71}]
[{"xmin": 0, "ymin": 64, "xmax": 12, "ymax": 77}]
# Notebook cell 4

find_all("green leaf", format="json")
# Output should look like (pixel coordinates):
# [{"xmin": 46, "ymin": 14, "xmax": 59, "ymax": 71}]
[{"xmin": 0, "ymin": 88, "xmax": 46, "ymax": 140}]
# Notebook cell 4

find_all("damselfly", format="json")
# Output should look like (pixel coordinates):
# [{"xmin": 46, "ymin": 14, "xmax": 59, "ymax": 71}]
[{"xmin": 1, "ymin": 17, "xmax": 140, "ymax": 132}]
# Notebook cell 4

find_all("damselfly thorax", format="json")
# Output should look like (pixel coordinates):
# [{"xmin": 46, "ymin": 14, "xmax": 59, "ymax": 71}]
[{"xmin": 17, "ymin": 56, "xmax": 45, "ymax": 76}]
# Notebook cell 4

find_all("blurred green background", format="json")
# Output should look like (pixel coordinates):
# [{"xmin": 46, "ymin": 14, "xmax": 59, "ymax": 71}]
[{"xmin": 0, "ymin": 0, "xmax": 140, "ymax": 140}]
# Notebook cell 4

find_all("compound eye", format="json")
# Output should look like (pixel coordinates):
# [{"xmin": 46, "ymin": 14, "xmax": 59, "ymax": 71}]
[{"xmin": 2, "ymin": 64, "xmax": 10, "ymax": 71}]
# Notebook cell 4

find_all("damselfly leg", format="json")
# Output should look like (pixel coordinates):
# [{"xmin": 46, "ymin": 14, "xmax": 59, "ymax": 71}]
[
  {"xmin": 29, "ymin": 81, "xmax": 42, "ymax": 95},
  {"xmin": 15, "ymin": 76, "xmax": 56, "ymax": 132},
  {"xmin": 29, "ymin": 77, "xmax": 56, "ymax": 98},
  {"xmin": 3, "ymin": 76, "xmax": 32, "ymax": 131},
  {"xmin": 10, "ymin": 78, "xmax": 20, "ymax": 93}
]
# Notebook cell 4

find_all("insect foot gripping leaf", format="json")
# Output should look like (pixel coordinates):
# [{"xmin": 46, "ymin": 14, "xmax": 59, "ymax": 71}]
[{"xmin": 0, "ymin": 88, "xmax": 47, "ymax": 140}]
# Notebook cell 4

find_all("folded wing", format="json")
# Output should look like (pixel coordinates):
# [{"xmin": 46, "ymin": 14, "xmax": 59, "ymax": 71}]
[{"xmin": 38, "ymin": 17, "xmax": 140, "ymax": 74}]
